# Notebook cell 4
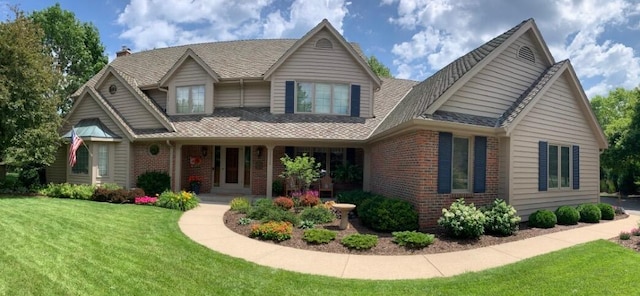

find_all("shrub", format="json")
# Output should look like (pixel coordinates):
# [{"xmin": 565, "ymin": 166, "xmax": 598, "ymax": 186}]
[
  {"xmin": 631, "ymin": 228, "xmax": 640, "ymax": 236},
  {"xmin": 438, "ymin": 199, "xmax": 486, "ymax": 238},
  {"xmin": 156, "ymin": 190, "xmax": 200, "ymax": 211},
  {"xmin": 341, "ymin": 234, "xmax": 378, "ymax": 250},
  {"xmin": 136, "ymin": 171, "xmax": 171, "ymax": 196},
  {"xmin": 272, "ymin": 179, "xmax": 284, "ymax": 196},
  {"xmin": 392, "ymin": 231, "xmax": 435, "ymax": 249},
  {"xmin": 299, "ymin": 191, "xmax": 320, "ymax": 207},
  {"xmin": 260, "ymin": 208, "xmax": 301, "ymax": 226},
  {"xmin": 41, "ymin": 183, "xmax": 95, "ymax": 200},
  {"xmin": 483, "ymin": 199, "xmax": 521, "ymax": 236},
  {"xmin": 302, "ymin": 229, "xmax": 337, "ymax": 244},
  {"xmin": 229, "ymin": 197, "xmax": 251, "ymax": 213},
  {"xmin": 597, "ymin": 203, "xmax": 615, "ymax": 220},
  {"xmin": 615, "ymin": 206, "xmax": 626, "ymax": 215},
  {"xmin": 253, "ymin": 198, "xmax": 275, "ymax": 208},
  {"xmin": 336, "ymin": 190, "xmax": 377, "ymax": 209},
  {"xmin": 528, "ymin": 210, "xmax": 557, "ymax": 228},
  {"xmin": 92, "ymin": 188, "xmax": 141, "ymax": 203},
  {"xmin": 577, "ymin": 204, "xmax": 601, "ymax": 223},
  {"xmin": 247, "ymin": 199, "xmax": 279, "ymax": 220},
  {"xmin": 250, "ymin": 221, "xmax": 293, "ymax": 241},
  {"xmin": 273, "ymin": 196, "xmax": 294, "ymax": 210},
  {"xmin": 555, "ymin": 205, "xmax": 580, "ymax": 225},
  {"xmin": 619, "ymin": 231, "xmax": 631, "ymax": 240},
  {"xmin": 299, "ymin": 206, "xmax": 336, "ymax": 224},
  {"xmin": 359, "ymin": 197, "xmax": 418, "ymax": 232},
  {"xmin": 134, "ymin": 196, "xmax": 157, "ymax": 205},
  {"xmin": 100, "ymin": 183, "xmax": 122, "ymax": 190},
  {"xmin": 238, "ymin": 217, "xmax": 252, "ymax": 225},
  {"xmin": 299, "ymin": 220, "xmax": 316, "ymax": 229}
]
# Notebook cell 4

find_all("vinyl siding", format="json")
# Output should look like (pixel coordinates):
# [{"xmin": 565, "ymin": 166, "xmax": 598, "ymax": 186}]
[
  {"xmin": 214, "ymin": 83, "xmax": 239, "ymax": 107},
  {"xmin": 509, "ymin": 73, "xmax": 599, "ymax": 218},
  {"xmin": 46, "ymin": 147, "xmax": 68, "ymax": 184},
  {"xmin": 63, "ymin": 93, "xmax": 130, "ymax": 188},
  {"xmin": 166, "ymin": 58, "xmax": 214, "ymax": 114},
  {"xmin": 98, "ymin": 75, "xmax": 165, "ymax": 129},
  {"xmin": 145, "ymin": 89, "xmax": 167, "ymax": 111},
  {"xmin": 244, "ymin": 81, "xmax": 270, "ymax": 107},
  {"xmin": 440, "ymin": 32, "xmax": 549, "ymax": 118},
  {"xmin": 270, "ymin": 29, "xmax": 373, "ymax": 117}
]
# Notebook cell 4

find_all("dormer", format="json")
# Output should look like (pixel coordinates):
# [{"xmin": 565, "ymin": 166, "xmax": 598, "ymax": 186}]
[{"xmin": 160, "ymin": 48, "xmax": 220, "ymax": 115}]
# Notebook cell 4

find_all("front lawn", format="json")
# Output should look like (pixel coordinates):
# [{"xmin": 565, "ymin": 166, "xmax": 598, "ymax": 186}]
[{"xmin": 1, "ymin": 197, "xmax": 639, "ymax": 295}]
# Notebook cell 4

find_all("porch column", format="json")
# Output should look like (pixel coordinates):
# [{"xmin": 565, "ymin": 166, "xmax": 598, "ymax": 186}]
[
  {"xmin": 265, "ymin": 144, "xmax": 275, "ymax": 198},
  {"xmin": 174, "ymin": 143, "xmax": 182, "ymax": 191},
  {"xmin": 362, "ymin": 147, "xmax": 371, "ymax": 191}
]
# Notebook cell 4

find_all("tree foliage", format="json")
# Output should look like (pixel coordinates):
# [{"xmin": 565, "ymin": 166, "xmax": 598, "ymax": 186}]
[
  {"xmin": 0, "ymin": 8, "xmax": 62, "ymax": 170},
  {"xmin": 590, "ymin": 88, "xmax": 640, "ymax": 195},
  {"xmin": 30, "ymin": 3, "xmax": 107, "ymax": 114},
  {"xmin": 367, "ymin": 55, "xmax": 392, "ymax": 78},
  {"xmin": 279, "ymin": 153, "xmax": 321, "ymax": 193}
]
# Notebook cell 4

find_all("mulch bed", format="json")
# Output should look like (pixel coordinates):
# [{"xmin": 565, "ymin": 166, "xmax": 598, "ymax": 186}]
[{"xmin": 223, "ymin": 210, "xmax": 631, "ymax": 255}]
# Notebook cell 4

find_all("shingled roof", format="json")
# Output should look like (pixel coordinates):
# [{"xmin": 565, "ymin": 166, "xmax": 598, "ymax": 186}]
[{"xmin": 371, "ymin": 19, "xmax": 531, "ymax": 137}]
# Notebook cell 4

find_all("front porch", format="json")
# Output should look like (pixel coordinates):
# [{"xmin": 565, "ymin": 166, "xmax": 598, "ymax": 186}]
[{"xmin": 175, "ymin": 144, "xmax": 366, "ymax": 197}]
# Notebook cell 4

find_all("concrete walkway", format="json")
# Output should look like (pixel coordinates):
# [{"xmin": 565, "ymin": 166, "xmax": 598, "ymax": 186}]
[{"xmin": 179, "ymin": 202, "xmax": 640, "ymax": 280}]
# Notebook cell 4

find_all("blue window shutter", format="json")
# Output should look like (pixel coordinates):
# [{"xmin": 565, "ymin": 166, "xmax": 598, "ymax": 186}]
[
  {"xmin": 285, "ymin": 81, "xmax": 294, "ymax": 114},
  {"xmin": 473, "ymin": 136, "xmax": 487, "ymax": 193},
  {"xmin": 350, "ymin": 85, "xmax": 361, "ymax": 117},
  {"xmin": 438, "ymin": 132, "xmax": 453, "ymax": 194},
  {"xmin": 285, "ymin": 146, "xmax": 294, "ymax": 157},
  {"xmin": 539, "ymin": 141, "xmax": 548, "ymax": 191},
  {"xmin": 573, "ymin": 145, "xmax": 580, "ymax": 190}
]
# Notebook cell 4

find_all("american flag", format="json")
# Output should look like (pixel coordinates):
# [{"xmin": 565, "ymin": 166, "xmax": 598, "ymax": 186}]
[{"xmin": 68, "ymin": 128, "xmax": 84, "ymax": 167}]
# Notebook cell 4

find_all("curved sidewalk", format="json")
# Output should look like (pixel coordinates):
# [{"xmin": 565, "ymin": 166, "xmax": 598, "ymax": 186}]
[{"xmin": 179, "ymin": 203, "xmax": 639, "ymax": 280}]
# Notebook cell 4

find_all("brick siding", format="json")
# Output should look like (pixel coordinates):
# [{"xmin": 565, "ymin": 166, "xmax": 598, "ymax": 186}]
[
  {"xmin": 181, "ymin": 145, "xmax": 213, "ymax": 192},
  {"xmin": 132, "ymin": 143, "xmax": 170, "ymax": 190}
]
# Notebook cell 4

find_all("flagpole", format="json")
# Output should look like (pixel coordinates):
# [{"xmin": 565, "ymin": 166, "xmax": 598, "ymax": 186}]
[{"xmin": 71, "ymin": 126, "xmax": 93, "ymax": 158}]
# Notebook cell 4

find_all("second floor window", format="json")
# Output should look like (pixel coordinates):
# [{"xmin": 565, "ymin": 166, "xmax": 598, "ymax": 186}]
[
  {"xmin": 176, "ymin": 85, "xmax": 205, "ymax": 113},
  {"xmin": 296, "ymin": 82, "xmax": 349, "ymax": 115}
]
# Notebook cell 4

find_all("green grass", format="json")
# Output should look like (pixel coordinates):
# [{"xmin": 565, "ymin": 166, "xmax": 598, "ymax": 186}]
[{"xmin": 2, "ymin": 197, "xmax": 640, "ymax": 295}]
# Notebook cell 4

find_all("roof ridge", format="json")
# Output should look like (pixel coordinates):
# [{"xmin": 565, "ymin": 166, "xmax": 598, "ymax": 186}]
[
  {"xmin": 497, "ymin": 60, "xmax": 567, "ymax": 127},
  {"xmin": 122, "ymin": 38, "xmax": 301, "ymax": 56}
]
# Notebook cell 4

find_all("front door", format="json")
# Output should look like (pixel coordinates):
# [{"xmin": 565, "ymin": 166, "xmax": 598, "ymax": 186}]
[{"xmin": 221, "ymin": 147, "xmax": 243, "ymax": 188}]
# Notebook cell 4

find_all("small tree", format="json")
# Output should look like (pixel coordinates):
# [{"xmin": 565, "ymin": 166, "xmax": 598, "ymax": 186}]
[{"xmin": 279, "ymin": 153, "xmax": 321, "ymax": 193}]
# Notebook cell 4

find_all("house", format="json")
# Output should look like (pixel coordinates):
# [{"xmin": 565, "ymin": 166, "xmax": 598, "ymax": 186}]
[{"xmin": 47, "ymin": 18, "xmax": 607, "ymax": 229}]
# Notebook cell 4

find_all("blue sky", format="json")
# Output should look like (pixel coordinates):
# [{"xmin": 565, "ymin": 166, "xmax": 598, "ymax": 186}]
[{"xmin": 5, "ymin": 0, "xmax": 640, "ymax": 98}]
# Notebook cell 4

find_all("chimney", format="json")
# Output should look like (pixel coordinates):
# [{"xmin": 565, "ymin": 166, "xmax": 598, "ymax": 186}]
[{"xmin": 116, "ymin": 46, "xmax": 132, "ymax": 57}]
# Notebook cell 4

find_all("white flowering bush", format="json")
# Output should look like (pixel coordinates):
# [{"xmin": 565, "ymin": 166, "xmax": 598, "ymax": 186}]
[
  {"xmin": 483, "ymin": 199, "xmax": 521, "ymax": 236},
  {"xmin": 438, "ymin": 198, "xmax": 486, "ymax": 239}
]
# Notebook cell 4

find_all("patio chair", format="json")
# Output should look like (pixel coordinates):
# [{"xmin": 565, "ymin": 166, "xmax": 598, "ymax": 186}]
[
  {"xmin": 318, "ymin": 175, "xmax": 334, "ymax": 198},
  {"xmin": 284, "ymin": 177, "xmax": 298, "ymax": 196}
]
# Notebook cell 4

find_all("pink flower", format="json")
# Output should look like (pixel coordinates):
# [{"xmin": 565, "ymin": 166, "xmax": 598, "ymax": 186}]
[{"xmin": 135, "ymin": 196, "xmax": 158, "ymax": 205}]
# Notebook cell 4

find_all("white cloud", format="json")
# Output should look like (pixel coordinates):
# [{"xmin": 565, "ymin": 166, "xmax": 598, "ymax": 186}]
[
  {"xmin": 117, "ymin": 0, "xmax": 349, "ymax": 51},
  {"xmin": 384, "ymin": 0, "xmax": 640, "ymax": 97}
]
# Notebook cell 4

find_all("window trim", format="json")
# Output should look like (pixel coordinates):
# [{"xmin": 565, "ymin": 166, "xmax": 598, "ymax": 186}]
[
  {"xmin": 547, "ymin": 143, "xmax": 572, "ymax": 190},
  {"xmin": 175, "ymin": 84, "xmax": 205, "ymax": 114},
  {"xmin": 97, "ymin": 144, "xmax": 109, "ymax": 177},
  {"xmin": 294, "ymin": 81, "xmax": 351, "ymax": 115},
  {"xmin": 451, "ymin": 136, "xmax": 473, "ymax": 193}
]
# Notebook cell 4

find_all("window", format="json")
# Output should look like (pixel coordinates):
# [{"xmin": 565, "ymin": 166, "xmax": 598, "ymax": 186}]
[
  {"xmin": 315, "ymin": 38, "xmax": 333, "ymax": 49},
  {"xmin": 294, "ymin": 147, "xmax": 353, "ymax": 175},
  {"xmin": 176, "ymin": 85, "xmax": 205, "ymax": 113},
  {"xmin": 296, "ymin": 82, "xmax": 350, "ymax": 115},
  {"xmin": 548, "ymin": 144, "xmax": 571, "ymax": 189},
  {"xmin": 452, "ymin": 137, "xmax": 470, "ymax": 191},
  {"xmin": 98, "ymin": 144, "xmax": 109, "ymax": 176},
  {"xmin": 72, "ymin": 145, "xmax": 89, "ymax": 174}
]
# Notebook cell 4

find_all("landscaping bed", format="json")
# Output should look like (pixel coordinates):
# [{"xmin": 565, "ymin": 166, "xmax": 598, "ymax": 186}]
[{"xmin": 224, "ymin": 208, "xmax": 630, "ymax": 256}]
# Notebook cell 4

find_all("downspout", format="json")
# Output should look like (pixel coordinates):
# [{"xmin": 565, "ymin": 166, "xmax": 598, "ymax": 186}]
[
  {"xmin": 166, "ymin": 140, "xmax": 174, "ymax": 190},
  {"xmin": 240, "ymin": 79, "xmax": 244, "ymax": 107}
]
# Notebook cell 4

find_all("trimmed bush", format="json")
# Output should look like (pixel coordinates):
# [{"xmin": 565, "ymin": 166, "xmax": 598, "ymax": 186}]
[
  {"xmin": 438, "ymin": 198, "xmax": 486, "ymax": 239},
  {"xmin": 483, "ymin": 199, "xmax": 521, "ymax": 236},
  {"xmin": 229, "ymin": 197, "xmax": 251, "ymax": 213},
  {"xmin": 528, "ymin": 210, "xmax": 557, "ymax": 228},
  {"xmin": 359, "ymin": 197, "xmax": 418, "ymax": 232},
  {"xmin": 250, "ymin": 221, "xmax": 293, "ymax": 241},
  {"xmin": 299, "ymin": 191, "xmax": 320, "ymax": 207},
  {"xmin": 156, "ymin": 190, "xmax": 200, "ymax": 211},
  {"xmin": 273, "ymin": 196, "xmax": 294, "ymax": 210},
  {"xmin": 392, "ymin": 231, "xmax": 435, "ymax": 249},
  {"xmin": 302, "ymin": 229, "xmax": 337, "ymax": 244},
  {"xmin": 40, "ymin": 183, "xmax": 95, "ymax": 200},
  {"xmin": 597, "ymin": 203, "xmax": 615, "ymax": 220},
  {"xmin": 341, "ymin": 234, "xmax": 378, "ymax": 250},
  {"xmin": 299, "ymin": 206, "xmax": 336, "ymax": 224},
  {"xmin": 555, "ymin": 206, "xmax": 580, "ymax": 225},
  {"xmin": 577, "ymin": 204, "xmax": 602, "ymax": 223},
  {"xmin": 136, "ymin": 171, "xmax": 171, "ymax": 196}
]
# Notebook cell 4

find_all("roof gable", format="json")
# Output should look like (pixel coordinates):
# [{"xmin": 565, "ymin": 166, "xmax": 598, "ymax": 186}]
[
  {"xmin": 159, "ymin": 48, "xmax": 220, "ymax": 86},
  {"xmin": 94, "ymin": 66, "xmax": 175, "ymax": 132},
  {"xmin": 263, "ymin": 19, "xmax": 382, "ymax": 88}
]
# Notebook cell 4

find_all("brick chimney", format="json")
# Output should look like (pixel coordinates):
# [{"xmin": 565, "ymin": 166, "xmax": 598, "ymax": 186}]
[{"xmin": 116, "ymin": 46, "xmax": 132, "ymax": 57}]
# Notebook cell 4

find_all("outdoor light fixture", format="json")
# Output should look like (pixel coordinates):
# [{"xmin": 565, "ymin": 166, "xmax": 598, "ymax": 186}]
[{"xmin": 201, "ymin": 146, "xmax": 208, "ymax": 157}]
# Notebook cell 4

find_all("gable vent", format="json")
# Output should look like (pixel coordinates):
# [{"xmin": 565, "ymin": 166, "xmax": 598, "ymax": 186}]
[
  {"xmin": 517, "ymin": 46, "xmax": 535, "ymax": 63},
  {"xmin": 315, "ymin": 38, "xmax": 333, "ymax": 49}
]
